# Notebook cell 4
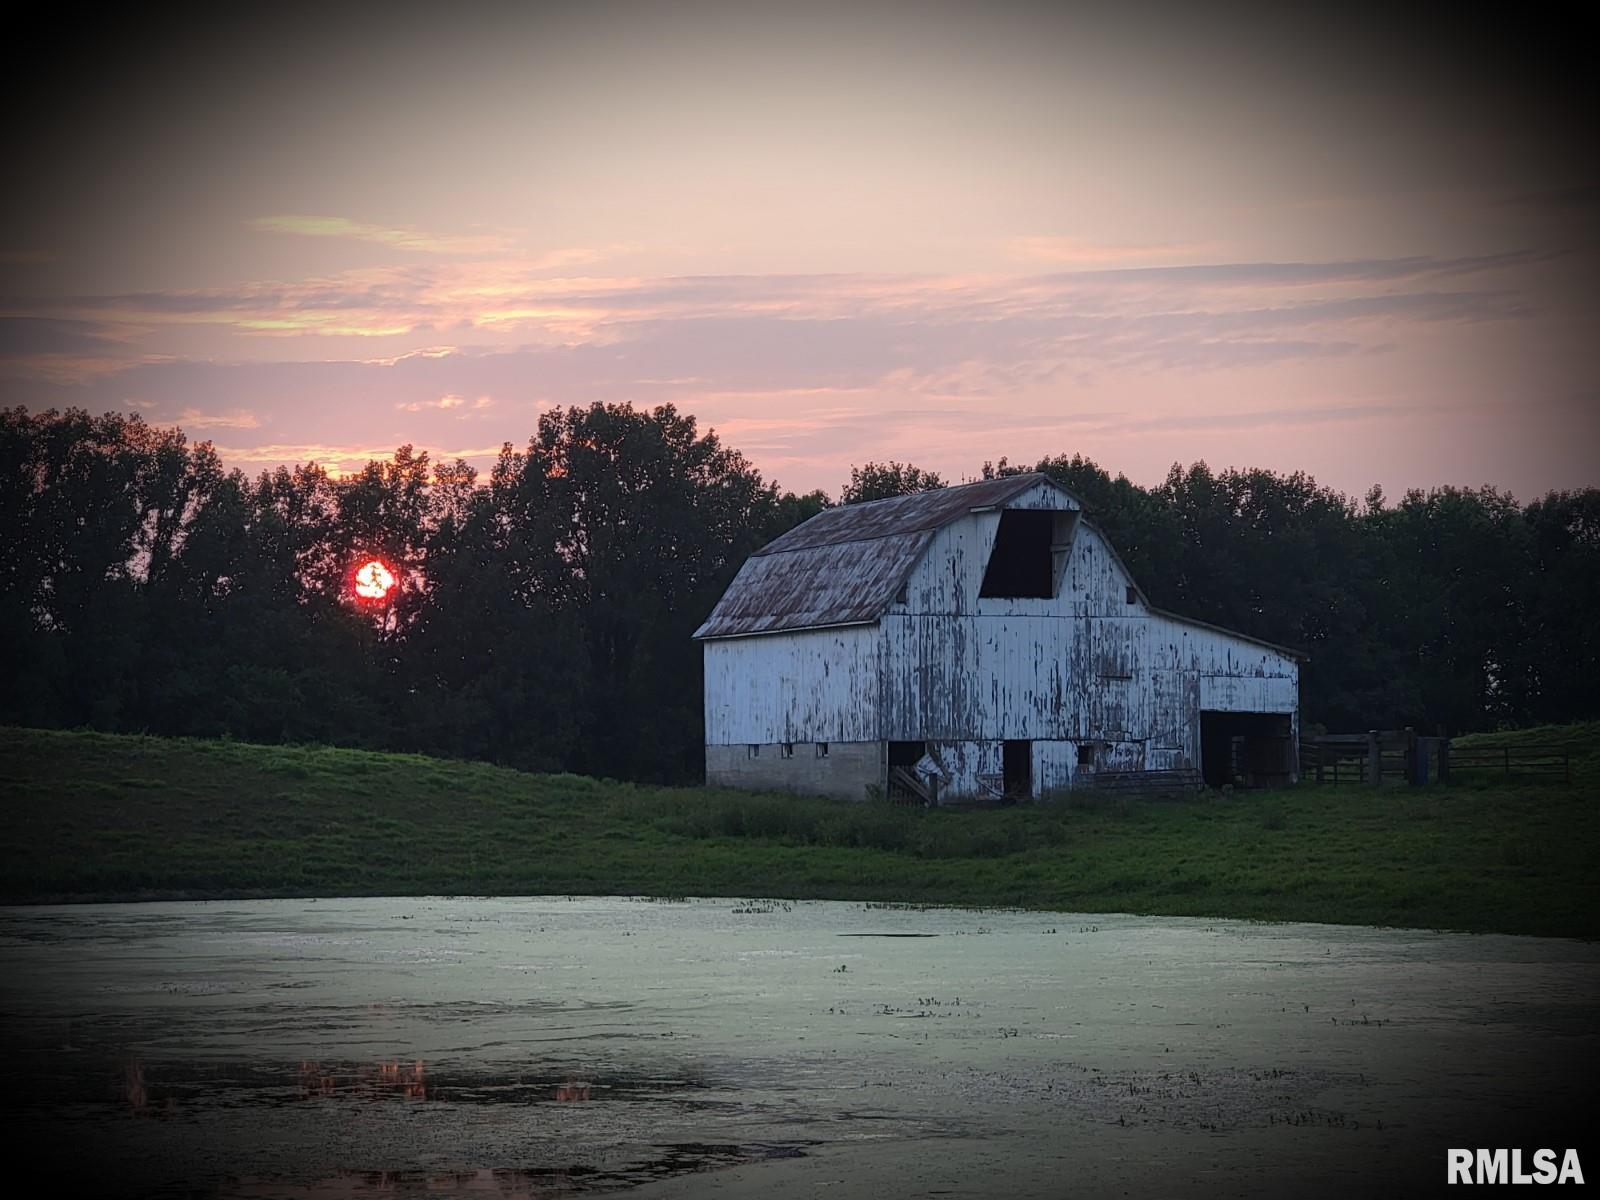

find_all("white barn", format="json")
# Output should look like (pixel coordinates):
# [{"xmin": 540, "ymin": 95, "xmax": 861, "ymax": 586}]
[{"xmin": 694, "ymin": 474, "xmax": 1302, "ymax": 802}]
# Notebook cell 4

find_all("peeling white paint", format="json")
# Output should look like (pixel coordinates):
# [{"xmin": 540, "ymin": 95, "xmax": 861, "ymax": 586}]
[{"xmin": 701, "ymin": 475, "xmax": 1300, "ymax": 800}]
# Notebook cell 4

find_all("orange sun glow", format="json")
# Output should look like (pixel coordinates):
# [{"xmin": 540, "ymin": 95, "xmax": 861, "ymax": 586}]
[{"xmin": 354, "ymin": 559, "xmax": 396, "ymax": 600}]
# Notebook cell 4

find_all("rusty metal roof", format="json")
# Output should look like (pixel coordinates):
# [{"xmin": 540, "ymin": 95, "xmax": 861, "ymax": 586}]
[
  {"xmin": 695, "ymin": 475, "xmax": 1063, "ymax": 639},
  {"xmin": 757, "ymin": 473, "xmax": 1048, "ymax": 556},
  {"xmin": 693, "ymin": 531, "xmax": 934, "ymax": 639}
]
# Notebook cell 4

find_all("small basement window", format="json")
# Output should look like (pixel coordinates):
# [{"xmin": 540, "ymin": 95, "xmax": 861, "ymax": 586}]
[
  {"xmin": 781, "ymin": 742, "xmax": 795, "ymax": 759},
  {"xmin": 747, "ymin": 744, "xmax": 760, "ymax": 759},
  {"xmin": 816, "ymin": 742, "xmax": 830, "ymax": 758}
]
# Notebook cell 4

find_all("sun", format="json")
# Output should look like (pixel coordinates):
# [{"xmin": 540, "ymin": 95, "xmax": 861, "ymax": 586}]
[{"xmin": 353, "ymin": 559, "xmax": 396, "ymax": 601}]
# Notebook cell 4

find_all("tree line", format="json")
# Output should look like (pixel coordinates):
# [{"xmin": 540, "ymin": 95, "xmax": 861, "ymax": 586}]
[{"xmin": 3, "ymin": 404, "xmax": 1595, "ymax": 781}]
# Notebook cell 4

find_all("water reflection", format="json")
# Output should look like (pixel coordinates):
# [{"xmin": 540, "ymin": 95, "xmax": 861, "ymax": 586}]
[
  {"xmin": 125, "ymin": 1060, "xmax": 147, "ymax": 1112},
  {"xmin": 233, "ymin": 1167, "xmax": 581, "ymax": 1198},
  {"xmin": 296, "ymin": 1059, "xmax": 429, "ymax": 1101},
  {"xmin": 223, "ymin": 1144, "xmax": 811, "ymax": 1198},
  {"xmin": 26, "ymin": 1051, "xmax": 717, "ymax": 1113}
]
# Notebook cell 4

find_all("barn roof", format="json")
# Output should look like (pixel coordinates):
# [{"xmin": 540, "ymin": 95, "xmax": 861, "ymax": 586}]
[
  {"xmin": 694, "ymin": 474, "xmax": 1064, "ymax": 640},
  {"xmin": 756, "ymin": 473, "xmax": 1049, "ymax": 555},
  {"xmin": 694, "ymin": 472, "xmax": 1307, "ymax": 659}
]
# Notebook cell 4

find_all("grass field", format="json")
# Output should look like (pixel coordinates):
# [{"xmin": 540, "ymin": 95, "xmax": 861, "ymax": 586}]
[{"xmin": 1, "ymin": 724, "xmax": 1595, "ymax": 937}]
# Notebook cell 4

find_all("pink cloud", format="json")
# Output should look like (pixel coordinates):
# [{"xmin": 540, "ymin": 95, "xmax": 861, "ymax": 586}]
[
  {"xmin": 247, "ymin": 214, "xmax": 518, "ymax": 256},
  {"xmin": 3, "ymin": 248, "xmax": 1585, "ymax": 501}
]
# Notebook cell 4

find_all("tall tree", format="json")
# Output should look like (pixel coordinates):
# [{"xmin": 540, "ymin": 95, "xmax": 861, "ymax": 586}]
[{"xmin": 497, "ymin": 402, "xmax": 777, "ymax": 780}]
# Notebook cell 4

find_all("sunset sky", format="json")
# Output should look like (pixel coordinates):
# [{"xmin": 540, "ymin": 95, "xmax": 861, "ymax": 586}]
[{"xmin": 2, "ymin": 1, "xmax": 1594, "ymax": 499}]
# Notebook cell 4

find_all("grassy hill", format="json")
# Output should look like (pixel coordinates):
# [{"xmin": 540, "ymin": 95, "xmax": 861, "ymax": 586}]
[{"xmin": 1, "ymin": 725, "xmax": 1596, "ymax": 937}]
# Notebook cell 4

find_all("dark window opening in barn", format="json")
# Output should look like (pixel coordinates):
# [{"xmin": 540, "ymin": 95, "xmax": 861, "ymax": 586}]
[
  {"xmin": 1076, "ymin": 742, "xmax": 1094, "ymax": 767},
  {"xmin": 781, "ymin": 742, "xmax": 794, "ymax": 759},
  {"xmin": 887, "ymin": 741, "xmax": 924, "ymax": 767},
  {"xmin": 894, "ymin": 582, "xmax": 909, "ymax": 604},
  {"xmin": 1126, "ymin": 585, "xmax": 1139, "ymax": 604},
  {"xmin": 1199, "ymin": 711, "xmax": 1294, "ymax": 788},
  {"xmin": 980, "ymin": 510, "xmax": 1056, "ymax": 598},
  {"xmin": 816, "ymin": 742, "xmax": 829, "ymax": 758},
  {"xmin": 887, "ymin": 740, "xmax": 931, "ymax": 804},
  {"xmin": 1002, "ymin": 740, "xmax": 1032, "ymax": 801}
]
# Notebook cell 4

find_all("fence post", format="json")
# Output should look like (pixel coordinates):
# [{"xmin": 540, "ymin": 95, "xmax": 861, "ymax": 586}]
[
  {"xmin": 1504, "ymin": 745, "xmax": 1510, "ymax": 776},
  {"xmin": 1368, "ymin": 731, "xmax": 1381, "ymax": 788},
  {"xmin": 1438, "ymin": 739, "xmax": 1450, "ymax": 783}
]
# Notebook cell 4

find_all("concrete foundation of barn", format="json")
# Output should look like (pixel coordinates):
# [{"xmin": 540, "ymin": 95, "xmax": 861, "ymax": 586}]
[{"xmin": 705, "ymin": 741, "xmax": 881, "ymax": 801}]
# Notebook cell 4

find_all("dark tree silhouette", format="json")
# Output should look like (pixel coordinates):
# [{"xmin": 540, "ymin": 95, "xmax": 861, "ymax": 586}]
[
  {"xmin": 1, "ymin": 404, "xmax": 1595, "ymax": 779},
  {"xmin": 840, "ymin": 461, "xmax": 946, "ymax": 504}
]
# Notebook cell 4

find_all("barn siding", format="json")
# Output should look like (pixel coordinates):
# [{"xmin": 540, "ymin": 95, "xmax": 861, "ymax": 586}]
[
  {"xmin": 1034, "ymin": 740, "xmax": 1080, "ymax": 794},
  {"xmin": 1198, "ymin": 673, "xmax": 1298, "ymax": 713},
  {"xmin": 703, "ymin": 624, "xmax": 881, "ymax": 745},
  {"xmin": 871, "ymin": 510, "xmax": 1299, "ymax": 798}
]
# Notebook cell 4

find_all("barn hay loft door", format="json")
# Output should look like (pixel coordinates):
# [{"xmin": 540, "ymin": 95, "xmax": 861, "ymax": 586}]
[{"xmin": 979, "ymin": 510, "xmax": 1079, "ymax": 599}]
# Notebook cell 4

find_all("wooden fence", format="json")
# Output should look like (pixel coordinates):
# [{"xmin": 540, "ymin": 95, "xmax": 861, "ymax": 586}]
[
  {"xmin": 887, "ymin": 766, "xmax": 932, "ymax": 806},
  {"xmin": 1298, "ymin": 731, "xmax": 1420, "ymax": 786},
  {"xmin": 1297, "ymin": 741, "xmax": 1375, "ymax": 785},
  {"xmin": 1300, "ymin": 730, "xmax": 1571, "ymax": 787},
  {"xmin": 1092, "ymin": 767, "xmax": 1204, "ymax": 798},
  {"xmin": 1446, "ymin": 744, "xmax": 1570, "ymax": 784}
]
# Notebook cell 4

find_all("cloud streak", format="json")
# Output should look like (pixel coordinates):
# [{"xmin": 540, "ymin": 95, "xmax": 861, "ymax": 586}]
[
  {"xmin": 3, "ymin": 249, "xmax": 1544, "ymax": 446},
  {"xmin": 3, "ymin": 251, "xmax": 1540, "ymax": 366},
  {"xmin": 164, "ymin": 407, "xmax": 261, "ymax": 429},
  {"xmin": 1006, "ymin": 236, "xmax": 1221, "ymax": 265},
  {"xmin": 247, "ymin": 215, "xmax": 516, "ymax": 255},
  {"xmin": 0, "ymin": 246, "xmax": 1579, "ymax": 498}
]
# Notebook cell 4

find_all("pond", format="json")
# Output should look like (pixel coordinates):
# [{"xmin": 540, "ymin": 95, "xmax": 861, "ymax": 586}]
[{"xmin": 1, "ymin": 897, "xmax": 1594, "ymax": 1196}]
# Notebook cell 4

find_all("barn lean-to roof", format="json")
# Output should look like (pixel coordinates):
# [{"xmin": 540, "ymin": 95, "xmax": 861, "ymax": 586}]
[{"xmin": 694, "ymin": 472, "xmax": 1306, "ymax": 660}]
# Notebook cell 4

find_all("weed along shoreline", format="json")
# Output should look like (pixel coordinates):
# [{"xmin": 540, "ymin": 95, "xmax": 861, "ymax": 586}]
[{"xmin": 2, "ymin": 725, "xmax": 1597, "ymax": 939}]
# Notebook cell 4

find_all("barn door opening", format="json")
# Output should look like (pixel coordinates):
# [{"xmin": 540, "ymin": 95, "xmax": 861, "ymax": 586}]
[
  {"xmin": 1199, "ymin": 712, "xmax": 1293, "ymax": 788},
  {"xmin": 887, "ymin": 741, "xmax": 930, "ymax": 804},
  {"xmin": 1002, "ymin": 739, "xmax": 1032, "ymax": 801},
  {"xmin": 888, "ymin": 741, "xmax": 924, "ymax": 768}
]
